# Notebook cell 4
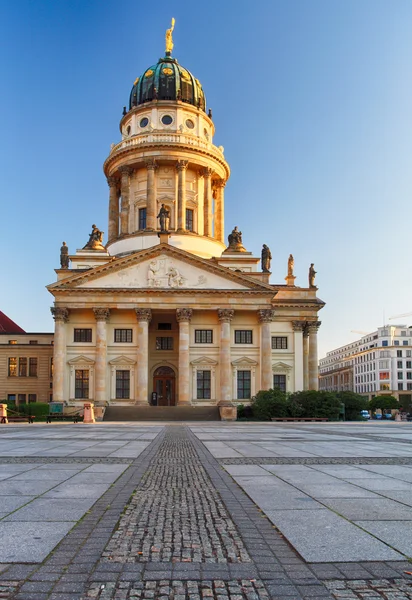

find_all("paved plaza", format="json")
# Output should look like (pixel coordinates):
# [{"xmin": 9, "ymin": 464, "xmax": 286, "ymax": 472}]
[{"xmin": 0, "ymin": 422, "xmax": 411, "ymax": 599}]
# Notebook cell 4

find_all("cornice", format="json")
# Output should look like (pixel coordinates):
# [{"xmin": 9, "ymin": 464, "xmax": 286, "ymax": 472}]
[{"xmin": 49, "ymin": 288, "xmax": 275, "ymax": 296}]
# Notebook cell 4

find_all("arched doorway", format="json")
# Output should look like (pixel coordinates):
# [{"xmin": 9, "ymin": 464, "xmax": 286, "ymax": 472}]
[{"xmin": 153, "ymin": 366, "xmax": 176, "ymax": 406}]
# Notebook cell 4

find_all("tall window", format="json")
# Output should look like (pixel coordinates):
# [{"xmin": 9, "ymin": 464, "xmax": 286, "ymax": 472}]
[
  {"xmin": 235, "ymin": 330, "xmax": 253, "ymax": 344},
  {"xmin": 272, "ymin": 337, "xmax": 288, "ymax": 349},
  {"xmin": 397, "ymin": 350, "xmax": 403, "ymax": 358},
  {"xmin": 74, "ymin": 329, "xmax": 92, "ymax": 343},
  {"xmin": 186, "ymin": 208, "xmax": 194, "ymax": 231},
  {"xmin": 156, "ymin": 337, "xmax": 173, "ymax": 350},
  {"xmin": 273, "ymin": 374, "xmax": 286, "ymax": 392},
  {"xmin": 29, "ymin": 358, "xmax": 38, "ymax": 377},
  {"xmin": 197, "ymin": 370, "xmax": 211, "ymax": 399},
  {"xmin": 114, "ymin": 329, "xmax": 133, "ymax": 343},
  {"xmin": 28, "ymin": 394, "xmax": 37, "ymax": 403},
  {"xmin": 18, "ymin": 394, "xmax": 26, "ymax": 404},
  {"xmin": 237, "ymin": 370, "xmax": 251, "ymax": 399},
  {"xmin": 75, "ymin": 370, "xmax": 89, "ymax": 399},
  {"xmin": 139, "ymin": 207, "xmax": 147, "ymax": 230},
  {"xmin": 19, "ymin": 357, "xmax": 27, "ymax": 377},
  {"xmin": 8, "ymin": 357, "xmax": 17, "ymax": 377},
  {"xmin": 116, "ymin": 370, "xmax": 130, "ymax": 399},
  {"xmin": 195, "ymin": 330, "xmax": 213, "ymax": 343}
]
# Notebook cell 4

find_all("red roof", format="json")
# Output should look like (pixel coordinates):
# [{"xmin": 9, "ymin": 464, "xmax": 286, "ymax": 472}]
[{"xmin": 0, "ymin": 311, "xmax": 26, "ymax": 334}]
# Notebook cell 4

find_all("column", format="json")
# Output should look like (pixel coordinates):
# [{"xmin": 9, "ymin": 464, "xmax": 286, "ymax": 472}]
[
  {"xmin": 145, "ymin": 159, "xmax": 157, "ymax": 230},
  {"xmin": 135, "ymin": 308, "xmax": 152, "ymax": 404},
  {"xmin": 292, "ymin": 321, "xmax": 305, "ymax": 391},
  {"xmin": 213, "ymin": 179, "xmax": 225, "ymax": 243},
  {"xmin": 119, "ymin": 166, "xmax": 133, "ymax": 236},
  {"xmin": 303, "ymin": 323, "xmax": 309, "ymax": 390},
  {"xmin": 308, "ymin": 321, "xmax": 321, "ymax": 390},
  {"xmin": 107, "ymin": 177, "xmax": 119, "ymax": 242},
  {"xmin": 176, "ymin": 308, "xmax": 192, "ymax": 404},
  {"xmin": 176, "ymin": 160, "xmax": 188, "ymax": 232},
  {"xmin": 50, "ymin": 307, "xmax": 69, "ymax": 402},
  {"xmin": 258, "ymin": 309, "xmax": 275, "ymax": 390},
  {"xmin": 93, "ymin": 308, "xmax": 110, "ymax": 403},
  {"xmin": 202, "ymin": 168, "xmax": 213, "ymax": 237},
  {"xmin": 218, "ymin": 309, "xmax": 234, "ymax": 404}
]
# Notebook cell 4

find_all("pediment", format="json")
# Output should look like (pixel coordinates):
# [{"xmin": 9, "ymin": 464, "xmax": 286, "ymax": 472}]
[
  {"xmin": 191, "ymin": 356, "xmax": 218, "ymax": 366},
  {"xmin": 232, "ymin": 356, "xmax": 258, "ymax": 366},
  {"xmin": 109, "ymin": 355, "xmax": 136, "ymax": 365},
  {"xmin": 48, "ymin": 244, "xmax": 275, "ymax": 294},
  {"xmin": 68, "ymin": 355, "xmax": 95, "ymax": 365},
  {"xmin": 272, "ymin": 361, "xmax": 292, "ymax": 372}
]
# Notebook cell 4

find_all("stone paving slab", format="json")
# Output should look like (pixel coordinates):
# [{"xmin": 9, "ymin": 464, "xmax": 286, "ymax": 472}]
[
  {"xmin": 3, "ymin": 498, "xmax": 97, "ymax": 522},
  {"xmin": 354, "ymin": 521, "xmax": 412, "ymax": 556},
  {"xmin": 0, "ymin": 522, "xmax": 75, "ymax": 562},
  {"xmin": 317, "ymin": 498, "xmax": 412, "ymax": 521}
]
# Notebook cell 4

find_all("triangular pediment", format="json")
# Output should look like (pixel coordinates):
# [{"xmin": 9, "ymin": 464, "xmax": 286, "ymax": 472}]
[
  {"xmin": 272, "ymin": 361, "xmax": 292, "ymax": 371},
  {"xmin": 68, "ymin": 355, "xmax": 95, "ymax": 365},
  {"xmin": 109, "ymin": 355, "xmax": 136, "ymax": 365},
  {"xmin": 191, "ymin": 356, "xmax": 218, "ymax": 366},
  {"xmin": 48, "ymin": 244, "xmax": 276, "ymax": 293},
  {"xmin": 232, "ymin": 356, "xmax": 258, "ymax": 366}
]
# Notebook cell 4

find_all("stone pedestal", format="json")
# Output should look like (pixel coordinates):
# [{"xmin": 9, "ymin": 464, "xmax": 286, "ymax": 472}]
[
  {"xmin": 219, "ymin": 404, "xmax": 237, "ymax": 421},
  {"xmin": 83, "ymin": 402, "xmax": 95, "ymax": 424},
  {"xmin": 177, "ymin": 308, "xmax": 192, "ymax": 404},
  {"xmin": 158, "ymin": 232, "xmax": 170, "ymax": 245},
  {"xmin": 285, "ymin": 275, "xmax": 296, "ymax": 286},
  {"xmin": 0, "ymin": 404, "xmax": 8, "ymax": 424}
]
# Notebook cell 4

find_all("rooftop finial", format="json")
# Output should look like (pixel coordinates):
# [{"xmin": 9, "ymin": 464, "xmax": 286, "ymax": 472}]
[{"xmin": 165, "ymin": 18, "xmax": 175, "ymax": 55}]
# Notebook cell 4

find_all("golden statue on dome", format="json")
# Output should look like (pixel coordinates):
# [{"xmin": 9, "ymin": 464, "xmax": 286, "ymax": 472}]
[{"xmin": 165, "ymin": 18, "xmax": 175, "ymax": 54}]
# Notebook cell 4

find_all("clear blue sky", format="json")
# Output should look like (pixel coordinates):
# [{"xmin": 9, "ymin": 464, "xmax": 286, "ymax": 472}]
[{"xmin": 1, "ymin": 0, "xmax": 412, "ymax": 358}]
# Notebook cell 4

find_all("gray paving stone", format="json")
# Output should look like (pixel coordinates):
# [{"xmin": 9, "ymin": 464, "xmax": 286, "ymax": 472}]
[
  {"xmin": 42, "ymin": 482, "xmax": 111, "ymax": 499},
  {"xmin": 0, "ymin": 521, "xmax": 75, "ymax": 562},
  {"xmin": 318, "ymin": 498, "xmax": 412, "ymax": 521},
  {"xmin": 3, "ymin": 497, "xmax": 96, "ymax": 522},
  {"xmin": 354, "ymin": 520, "xmax": 412, "ymax": 556}
]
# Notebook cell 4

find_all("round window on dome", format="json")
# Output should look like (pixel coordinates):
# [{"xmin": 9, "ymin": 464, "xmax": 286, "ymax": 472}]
[
  {"xmin": 186, "ymin": 119, "xmax": 195, "ymax": 130},
  {"xmin": 161, "ymin": 115, "xmax": 173, "ymax": 125},
  {"xmin": 140, "ymin": 117, "xmax": 149, "ymax": 128}
]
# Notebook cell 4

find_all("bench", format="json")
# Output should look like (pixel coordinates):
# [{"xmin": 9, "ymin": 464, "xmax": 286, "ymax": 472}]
[
  {"xmin": 46, "ymin": 414, "xmax": 82, "ymax": 423},
  {"xmin": 271, "ymin": 417, "xmax": 329, "ymax": 422},
  {"xmin": 1, "ymin": 416, "xmax": 35, "ymax": 424}
]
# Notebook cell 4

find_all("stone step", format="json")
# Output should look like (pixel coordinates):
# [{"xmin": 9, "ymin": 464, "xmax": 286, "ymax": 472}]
[{"xmin": 103, "ymin": 405, "xmax": 221, "ymax": 422}]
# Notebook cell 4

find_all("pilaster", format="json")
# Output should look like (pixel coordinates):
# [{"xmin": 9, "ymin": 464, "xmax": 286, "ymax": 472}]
[
  {"xmin": 176, "ymin": 308, "xmax": 193, "ymax": 404},
  {"xmin": 145, "ymin": 159, "xmax": 157, "ymax": 231},
  {"xmin": 202, "ymin": 168, "xmax": 213, "ymax": 237},
  {"xmin": 107, "ymin": 177, "xmax": 119, "ymax": 242},
  {"xmin": 119, "ymin": 166, "xmax": 133, "ymax": 236},
  {"xmin": 176, "ymin": 160, "xmax": 189, "ymax": 232},
  {"xmin": 213, "ymin": 179, "xmax": 226, "ymax": 243}
]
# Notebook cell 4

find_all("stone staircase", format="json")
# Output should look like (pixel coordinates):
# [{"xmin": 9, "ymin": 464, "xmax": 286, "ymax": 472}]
[{"xmin": 103, "ymin": 405, "xmax": 221, "ymax": 422}]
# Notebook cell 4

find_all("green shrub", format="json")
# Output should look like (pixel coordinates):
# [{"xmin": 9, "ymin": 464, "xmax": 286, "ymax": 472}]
[
  {"xmin": 288, "ymin": 390, "xmax": 341, "ymax": 420},
  {"xmin": 237, "ymin": 404, "xmax": 246, "ymax": 418},
  {"xmin": 252, "ymin": 389, "xmax": 289, "ymax": 420},
  {"xmin": 369, "ymin": 395, "xmax": 399, "ymax": 412},
  {"xmin": 336, "ymin": 391, "xmax": 369, "ymax": 421},
  {"xmin": 17, "ymin": 403, "xmax": 49, "ymax": 418}
]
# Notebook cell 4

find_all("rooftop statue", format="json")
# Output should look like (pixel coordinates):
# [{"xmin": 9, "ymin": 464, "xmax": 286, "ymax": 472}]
[
  {"xmin": 165, "ymin": 18, "xmax": 175, "ymax": 54},
  {"xmin": 60, "ymin": 242, "xmax": 69, "ymax": 269},
  {"xmin": 261, "ymin": 244, "xmax": 272, "ymax": 272},
  {"xmin": 226, "ymin": 226, "xmax": 246, "ymax": 252},
  {"xmin": 309, "ymin": 263, "xmax": 317, "ymax": 288},
  {"xmin": 288, "ymin": 254, "xmax": 294, "ymax": 277},
  {"xmin": 157, "ymin": 204, "xmax": 170, "ymax": 232},
  {"xmin": 83, "ymin": 224, "xmax": 105, "ymax": 251}
]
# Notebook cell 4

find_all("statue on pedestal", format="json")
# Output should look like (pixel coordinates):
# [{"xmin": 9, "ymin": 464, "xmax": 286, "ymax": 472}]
[
  {"xmin": 83, "ymin": 225, "xmax": 105, "ymax": 250},
  {"xmin": 60, "ymin": 242, "xmax": 69, "ymax": 269},
  {"xmin": 309, "ymin": 263, "xmax": 317, "ymax": 288},
  {"xmin": 288, "ymin": 254, "xmax": 294, "ymax": 277},
  {"xmin": 226, "ymin": 226, "xmax": 246, "ymax": 252},
  {"xmin": 157, "ymin": 204, "xmax": 170, "ymax": 232},
  {"xmin": 261, "ymin": 245, "xmax": 272, "ymax": 272}
]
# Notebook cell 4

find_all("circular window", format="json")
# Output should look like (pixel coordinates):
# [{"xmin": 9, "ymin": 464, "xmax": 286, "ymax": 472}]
[
  {"xmin": 161, "ymin": 115, "xmax": 173, "ymax": 125},
  {"xmin": 186, "ymin": 119, "xmax": 195, "ymax": 129},
  {"xmin": 140, "ymin": 117, "xmax": 149, "ymax": 128}
]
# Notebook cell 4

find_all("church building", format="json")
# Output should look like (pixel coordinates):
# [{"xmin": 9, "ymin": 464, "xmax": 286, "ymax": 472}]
[{"xmin": 47, "ymin": 23, "xmax": 324, "ymax": 411}]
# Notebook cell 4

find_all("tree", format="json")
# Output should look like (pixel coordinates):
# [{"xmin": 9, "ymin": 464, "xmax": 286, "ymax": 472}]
[
  {"xmin": 288, "ymin": 390, "xmax": 341, "ymax": 420},
  {"xmin": 336, "ymin": 391, "xmax": 369, "ymax": 420},
  {"xmin": 252, "ymin": 388, "xmax": 289, "ymax": 420},
  {"xmin": 369, "ymin": 395, "xmax": 399, "ymax": 412}
]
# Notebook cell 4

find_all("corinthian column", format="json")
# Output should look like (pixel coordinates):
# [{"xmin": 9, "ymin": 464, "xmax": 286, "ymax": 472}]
[
  {"xmin": 107, "ymin": 177, "xmax": 119, "ymax": 242},
  {"xmin": 202, "ymin": 168, "xmax": 213, "ymax": 237},
  {"xmin": 176, "ymin": 160, "xmax": 188, "ymax": 232},
  {"xmin": 145, "ymin": 159, "xmax": 157, "ymax": 230},
  {"xmin": 218, "ymin": 309, "xmax": 234, "ymax": 404},
  {"xmin": 135, "ymin": 308, "xmax": 152, "ymax": 404},
  {"xmin": 292, "ymin": 321, "xmax": 305, "ymax": 391},
  {"xmin": 258, "ymin": 309, "xmax": 275, "ymax": 391},
  {"xmin": 51, "ymin": 307, "xmax": 69, "ymax": 402},
  {"xmin": 119, "ymin": 166, "xmax": 133, "ymax": 236},
  {"xmin": 308, "ymin": 321, "xmax": 321, "ymax": 390},
  {"xmin": 213, "ymin": 179, "xmax": 225, "ymax": 243},
  {"xmin": 303, "ymin": 323, "xmax": 309, "ymax": 390},
  {"xmin": 176, "ymin": 308, "xmax": 192, "ymax": 404},
  {"xmin": 93, "ymin": 308, "xmax": 110, "ymax": 403}
]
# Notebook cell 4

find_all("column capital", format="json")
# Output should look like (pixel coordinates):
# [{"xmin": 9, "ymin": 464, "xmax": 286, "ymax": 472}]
[
  {"xmin": 135, "ymin": 308, "xmax": 152, "ymax": 322},
  {"xmin": 258, "ymin": 309, "xmax": 275, "ymax": 323},
  {"xmin": 51, "ymin": 307, "xmax": 69, "ymax": 322},
  {"xmin": 307, "ymin": 321, "xmax": 321, "ymax": 333},
  {"xmin": 176, "ymin": 159, "xmax": 189, "ymax": 172},
  {"xmin": 201, "ymin": 167, "xmax": 213, "ymax": 178},
  {"xmin": 292, "ymin": 320, "xmax": 306, "ymax": 332},
  {"xmin": 119, "ymin": 165, "xmax": 134, "ymax": 177},
  {"xmin": 213, "ymin": 178, "xmax": 226, "ymax": 189},
  {"xmin": 145, "ymin": 158, "xmax": 158, "ymax": 171},
  {"xmin": 176, "ymin": 308, "xmax": 193, "ymax": 322},
  {"xmin": 107, "ymin": 176, "xmax": 118, "ymax": 188},
  {"xmin": 93, "ymin": 307, "xmax": 110, "ymax": 322},
  {"xmin": 218, "ymin": 309, "xmax": 234, "ymax": 322}
]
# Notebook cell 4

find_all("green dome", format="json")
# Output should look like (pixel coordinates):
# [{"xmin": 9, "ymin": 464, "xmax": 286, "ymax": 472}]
[{"xmin": 129, "ymin": 55, "xmax": 206, "ymax": 112}]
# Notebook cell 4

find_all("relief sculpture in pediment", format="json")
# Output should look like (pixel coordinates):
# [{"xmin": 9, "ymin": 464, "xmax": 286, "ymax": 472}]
[{"xmin": 146, "ymin": 258, "xmax": 207, "ymax": 289}]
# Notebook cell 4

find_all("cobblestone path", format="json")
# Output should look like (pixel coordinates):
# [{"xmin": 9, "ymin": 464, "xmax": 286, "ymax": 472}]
[{"xmin": 1, "ymin": 425, "xmax": 412, "ymax": 600}]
